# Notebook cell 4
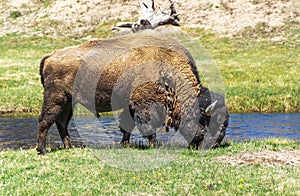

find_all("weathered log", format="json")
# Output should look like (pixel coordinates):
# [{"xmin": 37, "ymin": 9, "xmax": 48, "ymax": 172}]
[{"xmin": 113, "ymin": 0, "xmax": 180, "ymax": 32}]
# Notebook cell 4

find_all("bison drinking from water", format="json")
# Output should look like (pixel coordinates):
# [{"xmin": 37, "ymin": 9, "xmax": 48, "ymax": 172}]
[{"xmin": 37, "ymin": 31, "xmax": 229, "ymax": 154}]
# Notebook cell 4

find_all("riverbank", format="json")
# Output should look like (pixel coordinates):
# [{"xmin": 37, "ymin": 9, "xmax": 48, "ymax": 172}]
[{"xmin": 1, "ymin": 138, "xmax": 299, "ymax": 194}]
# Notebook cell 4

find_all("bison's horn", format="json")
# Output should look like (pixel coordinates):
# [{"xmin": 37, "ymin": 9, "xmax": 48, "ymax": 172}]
[{"xmin": 205, "ymin": 100, "xmax": 217, "ymax": 116}]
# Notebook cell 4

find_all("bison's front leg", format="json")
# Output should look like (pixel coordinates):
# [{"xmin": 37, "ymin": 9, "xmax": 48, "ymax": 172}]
[
  {"xmin": 147, "ymin": 133, "xmax": 157, "ymax": 147},
  {"xmin": 188, "ymin": 129, "xmax": 207, "ymax": 150},
  {"xmin": 120, "ymin": 128, "xmax": 131, "ymax": 147}
]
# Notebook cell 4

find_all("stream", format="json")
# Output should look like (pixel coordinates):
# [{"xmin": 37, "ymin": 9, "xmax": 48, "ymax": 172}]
[{"xmin": 0, "ymin": 113, "xmax": 299, "ymax": 150}]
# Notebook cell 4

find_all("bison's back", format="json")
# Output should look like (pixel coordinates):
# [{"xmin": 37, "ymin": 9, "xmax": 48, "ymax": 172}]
[{"xmin": 40, "ymin": 32, "xmax": 201, "ymax": 113}]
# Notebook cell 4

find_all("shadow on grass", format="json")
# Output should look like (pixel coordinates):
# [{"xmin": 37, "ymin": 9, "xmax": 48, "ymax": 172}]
[
  {"xmin": 48, "ymin": 140, "xmax": 233, "ymax": 154},
  {"xmin": 218, "ymin": 141, "xmax": 232, "ymax": 148}
]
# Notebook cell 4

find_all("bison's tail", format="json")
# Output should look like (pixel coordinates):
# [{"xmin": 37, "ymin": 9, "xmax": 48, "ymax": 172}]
[{"xmin": 39, "ymin": 52, "xmax": 55, "ymax": 87}]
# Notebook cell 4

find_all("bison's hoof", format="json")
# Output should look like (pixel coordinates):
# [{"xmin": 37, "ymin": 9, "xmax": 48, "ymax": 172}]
[
  {"xmin": 64, "ymin": 143, "xmax": 73, "ymax": 149},
  {"xmin": 120, "ymin": 141, "xmax": 130, "ymax": 148},
  {"xmin": 63, "ymin": 137, "xmax": 72, "ymax": 149},
  {"xmin": 37, "ymin": 147, "xmax": 49, "ymax": 155},
  {"xmin": 149, "ymin": 142, "xmax": 157, "ymax": 148}
]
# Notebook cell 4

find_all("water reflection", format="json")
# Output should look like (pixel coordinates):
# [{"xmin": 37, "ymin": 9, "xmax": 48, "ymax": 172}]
[{"xmin": 0, "ymin": 113, "xmax": 299, "ymax": 150}]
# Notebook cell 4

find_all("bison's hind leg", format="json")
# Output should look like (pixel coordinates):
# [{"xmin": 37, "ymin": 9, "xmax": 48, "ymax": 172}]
[
  {"xmin": 119, "ymin": 109, "xmax": 135, "ymax": 147},
  {"xmin": 55, "ymin": 100, "xmax": 73, "ymax": 149},
  {"xmin": 37, "ymin": 90, "xmax": 72, "ymax": 155}
]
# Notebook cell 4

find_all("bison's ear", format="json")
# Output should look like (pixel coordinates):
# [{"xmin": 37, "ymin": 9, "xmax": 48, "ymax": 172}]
[{"xmin": 205, "ymin": 100, "xmax": 217, "ymax": 116}]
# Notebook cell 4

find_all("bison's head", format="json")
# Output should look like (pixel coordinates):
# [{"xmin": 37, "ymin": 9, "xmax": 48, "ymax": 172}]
[
  {"xmin": 189, "ymin": 86, "xmax": 228, "ymax": 149},
  {"xmin": 198, "ymin": 86, "xmax": 215, "ymax": 128}
]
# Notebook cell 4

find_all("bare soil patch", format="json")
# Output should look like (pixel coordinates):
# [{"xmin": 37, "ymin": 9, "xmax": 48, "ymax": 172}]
[{"xmin": 217, "ymin": 150, "xmax": 300, "ymax": 167}]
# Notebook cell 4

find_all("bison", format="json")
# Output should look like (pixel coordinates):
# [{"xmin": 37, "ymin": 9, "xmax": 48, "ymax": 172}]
[{"xmin": 37, "ymin": 31, "xmax": 229, "ymax": 154}]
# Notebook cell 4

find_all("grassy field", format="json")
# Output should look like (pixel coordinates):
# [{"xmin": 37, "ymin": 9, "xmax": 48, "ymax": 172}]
[
  {"xmin": 0, "ymin": 34, "xmax": 81, "ymax": 116},
  {"xmin": 0, "ymin": 22, "xmax": 299, "ymax": 116},
  {"xmin": 0, "ymin": 3, "xmax": 299, "ymax": 195},
  {"xmin": 185, "ymin": 22, "xmax": 300, "ymax": 113},
  {"xmin": 0, "ymin": 138, "xmax": 299, "ymax": 195}
]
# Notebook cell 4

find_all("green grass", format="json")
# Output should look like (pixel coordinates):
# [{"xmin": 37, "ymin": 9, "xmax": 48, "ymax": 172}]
[
  {"xmin": 0, "ymin": 34, "xmax": 81, "ymax": 116},
  {"xmin": 0, "ymin": 22, "xmax": 299, "ymax": 116},
  {"xmin": 9, "ymin": 10, "xmax": 22, "ymax": 19},
  {"xmin": 1, "ymin": 138, "xmax": 299, "ymax": 195},
  {"xmin": 185, "ymin": 22, "xmax": 300, "ymax": 113}
]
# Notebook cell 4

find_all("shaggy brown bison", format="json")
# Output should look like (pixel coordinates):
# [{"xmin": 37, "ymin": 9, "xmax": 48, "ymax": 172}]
[{"xmin": 37, "ymin": 31, "xmax": 228, "ymax": 154}]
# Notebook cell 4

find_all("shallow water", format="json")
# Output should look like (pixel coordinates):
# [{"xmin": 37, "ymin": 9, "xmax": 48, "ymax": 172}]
[
  {"xmin": 228, "ymin": 113, "xmax": 300, "ymax": 140},
  {"xmin": 0, "ymin": 113, "xmax": 299, "ymax": 150}
]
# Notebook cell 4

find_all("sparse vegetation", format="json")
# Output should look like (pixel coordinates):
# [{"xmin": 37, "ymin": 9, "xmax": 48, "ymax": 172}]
[
  {"xmin": 9, "ymin": 10, "xmax": 22, "ymax": 19},
  {"xmin": 36, "ymin": 0, "xmax": 55, "ymax": 8}
]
